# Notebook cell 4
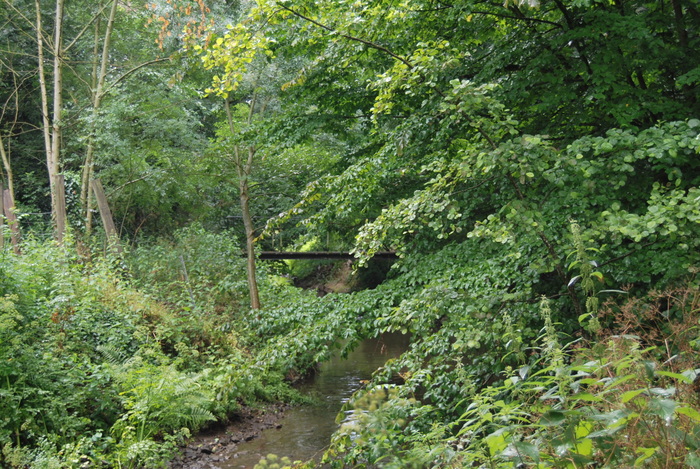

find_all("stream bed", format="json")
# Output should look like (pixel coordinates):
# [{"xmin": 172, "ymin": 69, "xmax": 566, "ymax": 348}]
[
  {"xmin": 175, "ymin": 333, "xmax": 409, "ymax": 469},
  {"xmin": 225, "ymin": 333, "xmax": 409, "ymax": 468}
]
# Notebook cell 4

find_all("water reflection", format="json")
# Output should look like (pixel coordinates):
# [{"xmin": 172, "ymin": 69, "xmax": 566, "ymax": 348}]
[{"xmin": 222, "ymin": 333, "xmax": 409, "ymax": 468}]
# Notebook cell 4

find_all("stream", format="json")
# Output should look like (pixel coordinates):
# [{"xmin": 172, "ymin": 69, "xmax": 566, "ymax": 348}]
[{"xmin": 222, "ymin": 333, "xmax": 409, "ymax": 468}]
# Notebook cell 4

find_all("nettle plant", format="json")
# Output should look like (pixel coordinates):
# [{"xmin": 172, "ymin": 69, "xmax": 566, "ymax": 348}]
[
  {"xmin": 451, "ymin": 288, "xmax": 700, "ymax": 468},
  {"xmin": 317, "ymin": 280, "xmax": 700, "ymax": 469}
]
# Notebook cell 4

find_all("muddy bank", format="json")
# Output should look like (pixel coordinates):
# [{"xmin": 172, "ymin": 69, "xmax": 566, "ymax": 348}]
[{"xmin": 168, "ymin": 404, "xmax": 289, "ymax": 469}]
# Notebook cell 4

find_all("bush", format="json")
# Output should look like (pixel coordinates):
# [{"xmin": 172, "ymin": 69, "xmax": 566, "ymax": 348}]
[
  {"xmin": 322, "ymin": 283, "xmax": 700, "ymax": 468},
  {"xmin": 0, "ymin": 232, "xmax": 296, "ymax": 468}
]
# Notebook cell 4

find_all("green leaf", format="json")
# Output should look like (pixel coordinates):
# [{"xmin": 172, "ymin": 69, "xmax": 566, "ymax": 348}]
[
  {"xmin": 655, "ymin": 370, "xmax": 693, "ymax": 384},
  {"xmin": 687, "ymin": 452, "xmax": 700, "ymax": 469},
  {"xmin": 590, "ymin": 409, "xmax": 634, "ymax": 426},
  {"xmin": 649, "ymin": 387, "xmax": 676, "ymax": 398},
  {"xmin": 649, "ymin": 398, "xmax": 676, "ymax": 421},
  {"xmin": 682, "ymin": 369, "xmax": 700, "ymax": 382},
  {"xmin": 676, "ymin": 406, "xmax": 700, "ymax": 422},
  {"xmin": 575, "ymin": 421, "xmax": 594, "ymax": 439},
  {"xmin": 588, "ymin": 425, "xmax": 625, "ymax": 438},
  {"xmin": 539, "ymin": 409, "xmax": 566, "ymax": 426},
  {"xmin": 605, "ymin": 373, "xmax": 638, "ymax": 389},
  {"xmin": 571, "ymin": 392, "xmax": 603, "ymax": 402},
  {"xmin": 518, "ymin": 365, "xmax": 531, "ymax": 379},
  {"xmin": 575, "ymin": 438, "xmax": 593, "ymax": 456},
  {"xmin": 620, "ymin": 389, "xmax": 646, "ymax": 403},
  {"xmin": 502, "ymin": 441, "xmax": 540, "ymax": 462},
  {"xmin": 643, "ymin": 361, "xmax": 657, "ymax": 380},
  {"xmin": 568, "ymin": 275, "xmax": 581, "ymax": 287},
  {"xmin": 514, "ymin": 441, "xmax": 540, "ymax": 462},
  {"xmin": 634, "ymin": 447, "xmax": 659, "ymax": 466},
  {"xmin": 485, "ymin": 428, "xmax": 510, "ymax": 455}
]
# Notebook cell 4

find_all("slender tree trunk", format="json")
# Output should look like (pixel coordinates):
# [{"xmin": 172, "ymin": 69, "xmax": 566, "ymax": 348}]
[
  {"xmin": 81, "ymin": 18, "xmax": 101, "ymax": 237},
  {"xmin": 0, "ymin": 135, "xmax": 13, "ymax": 200},
  {"xmin": 238, "ymin": 155, "xmax": 261, "ymax": 310},
  {"xmin": 54, "ymin": 174, "xmax": 66, "ymax": 242},
  {"xmin": 670, "ymin": 0, "xmax": 689, "ymax": 48},
  {"xmin": 81, "ymin": 0, "xmax": 118, "ymax": 235},
  {"xmin": 91, "ymin": 179, "xmax": 122, "ymax": 254},
  {"xmin": 36, "ymin": 0, "xmax": 54, "ymax": 196},
  {"xmin": 51, "ymin": 0, "xmax": 66, "ymax": 242},
  {"xmin": 3, "ymin": 189, "xmax": 21, "ymax": 255},
  {"xmin": 0, "ymin": 64, "xmax": 21, "ymax": 203},
  {"xmin": 226, "ymin": 99, "xmax": 261, "ymax": 310},
  {"xmin": 35, "ymin": 0, "xmax": 68, "ymax": 242}
]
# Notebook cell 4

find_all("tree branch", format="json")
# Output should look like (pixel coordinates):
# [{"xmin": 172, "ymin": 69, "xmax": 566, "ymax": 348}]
[
  {"xmin": 106, "ymin": 174, "xmax": 152, "ymax": 197},
  {"xmin": 1, "ymin": 0, "xmax": 49, "ymax": 45},
  {"xmin": 102, "ymin": 58, "xmax": 171, "ymax": 96},
  {"xmin": 276, "ymin": 4, "xmax": 414, "ymax": 69},
  {"xmin": 64, "ymin": 1, "xmax": 115, "ymax": 53},
  {"xmin": 600, "ymin": 241, "xmax": 656, "ymax": 268},
  {"xmin": 472, "ymin": 9, "xmax": 562, "ymax": 28}
]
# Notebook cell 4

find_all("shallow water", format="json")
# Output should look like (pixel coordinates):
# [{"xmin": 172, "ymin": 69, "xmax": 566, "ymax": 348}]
[{"xmin": 221, "ymin": 334, "xmax": 409, "ymax": 468}]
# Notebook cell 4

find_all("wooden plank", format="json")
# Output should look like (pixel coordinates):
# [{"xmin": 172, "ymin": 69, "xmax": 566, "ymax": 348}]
[
  {"xmin": 259, "ymin": 251, "xmax": 397, "ymax": 260},
  {"xmin": 3, "ymin": 189, "xmax": 20, "ymax": 254},
  {"xmin": 54, "ymin": 174, "xmax": 66, "ymax": 243},
  {"xmin": 0, "ymin": 181, "xmax": 4, "ymax": 249},
  {"xmin": 91, "ymin": 178, "xmax": 122, "ymax": 253}
]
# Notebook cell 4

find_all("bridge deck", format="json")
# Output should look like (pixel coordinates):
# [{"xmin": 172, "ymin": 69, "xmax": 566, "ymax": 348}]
[{"xmin": 259, "ymin": 251, "xmax": 397, "ymax": 260}]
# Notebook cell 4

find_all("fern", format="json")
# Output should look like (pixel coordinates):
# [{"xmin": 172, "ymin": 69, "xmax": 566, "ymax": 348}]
[{"xmin": 97, "ymin": 344, "xmax": 128, "ymax": 365}]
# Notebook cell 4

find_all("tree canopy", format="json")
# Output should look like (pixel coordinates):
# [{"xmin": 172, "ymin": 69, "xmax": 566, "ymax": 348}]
[{"xmin": 1, "ymin": 0, "xmax": 699, "ymax": 467}]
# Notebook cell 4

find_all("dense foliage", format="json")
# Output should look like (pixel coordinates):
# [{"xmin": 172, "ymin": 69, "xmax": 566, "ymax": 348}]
[
  {"xmin": 195, "ymin": 0, "xmax": 700, "ymax": 466},
  {"xmin": 0, "ymin": 230, "xmax": 299, "ymax": 467},
  {"xmin": 1, "ymin": 0, "xmax": 700, "ymax": 467}
]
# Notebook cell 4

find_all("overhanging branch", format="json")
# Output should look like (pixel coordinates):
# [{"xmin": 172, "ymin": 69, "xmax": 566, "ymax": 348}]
[
  {"xmin": 276, "ymin": 3, "xmax": 414, "ymax": 69},
  {"xmin": 102, "ymin": 58, "xmax": 171, "ymax": 96}
]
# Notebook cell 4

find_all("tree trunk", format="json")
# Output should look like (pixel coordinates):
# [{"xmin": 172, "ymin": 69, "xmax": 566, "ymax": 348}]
[
  {"xmin": 81, "ymin": 17, "xmax": 101, "ymax": 237},
  {"xmin": 226, "ymin": 99, "xmax": 261, "ymax": 310},
  {"xmin": 239, "ymin": 165, "xmax": 261, "ymax": 310},
  {"xmin": 92, "ymin": 178, "xmax": 122, "ymax": 254},
  {"xmin": 35, "ymin": 0, "xmax": 68, "ymax": 242},
  {"xmin": 0, "ymin": 135, "xmax": 13, "ymax": 201},
  {"xmin": 0, "ymin": 62, "xmax": 20, "ymax": 203},
  {"xmin": 670, "ymin": 0, "xmax": 689, "ymax": 48},
  {"xmin": 51, "ymin": 0, "xmax": 66, "ymax": 242},
  {"xmin": 81, "ymin": 0, "xmax": 118, "ymax": 235},
  {"xmin": 54, "ymin": 175, "xmax": 66, "ymax": 243},
  {"xmin": 35, "ymin": 0, "xmax": 54, "ymax": 201}
]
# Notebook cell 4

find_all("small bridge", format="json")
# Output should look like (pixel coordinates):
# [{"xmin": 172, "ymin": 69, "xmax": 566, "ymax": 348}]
[{"xmin": 259, "ymin": 251, "xmax": 397, "ymax": 260}]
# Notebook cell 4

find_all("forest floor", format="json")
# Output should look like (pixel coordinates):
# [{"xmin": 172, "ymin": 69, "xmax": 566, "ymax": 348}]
[{"xmin": 168, "ymin": 404, "xmax": 289, "ymax": 469}]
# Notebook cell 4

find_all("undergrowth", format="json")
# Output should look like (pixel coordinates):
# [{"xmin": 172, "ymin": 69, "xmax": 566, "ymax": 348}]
[
  {"xmin": 322, "ymin": 281, "xmax": 700, "ymax": 468},
  {"xmin": 0, "ymin": 228, "xmax": 304, "ymax": 468},
  {"xmin": 3, "ymin": 222, "xmax": 699, "ymax": 468}
]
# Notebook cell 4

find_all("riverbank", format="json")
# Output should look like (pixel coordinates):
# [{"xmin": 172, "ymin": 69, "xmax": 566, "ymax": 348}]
[
  {"xmin": 168, "ymin": 404, "xmax": 290, "ymax": 469},
  {"xmin": 169, "ymin": 333, "xmax": 410, "ymax": 469}
]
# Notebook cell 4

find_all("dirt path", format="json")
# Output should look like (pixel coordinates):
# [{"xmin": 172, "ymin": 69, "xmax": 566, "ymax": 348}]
[{"xmin": 168, "ymin": 404, "xmax": 289, "ymax": 469}]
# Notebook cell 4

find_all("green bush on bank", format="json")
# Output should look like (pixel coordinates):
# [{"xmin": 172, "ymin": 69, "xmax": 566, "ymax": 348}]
[
  {"xmin": 2, "ymin": 211, "xmax": 699, "ymax": 468},
  {"xmin": 323, "ymin": 285, "xmax": 700, "ymax": 468},
  {"xmin": 0, "ymin": 229, "xmax": 303, "ymax": 468}
]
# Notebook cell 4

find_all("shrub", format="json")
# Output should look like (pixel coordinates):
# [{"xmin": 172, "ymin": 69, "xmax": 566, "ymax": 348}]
[{"xmin": 322, "ymin": 282, "xmax": 700, "ymax": 468}]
